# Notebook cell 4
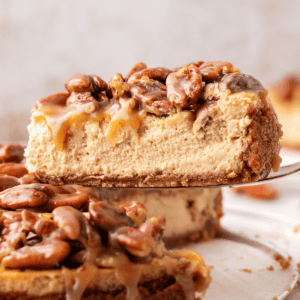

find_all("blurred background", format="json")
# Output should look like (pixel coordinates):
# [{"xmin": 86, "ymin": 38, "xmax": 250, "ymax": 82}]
[{"xmin": 1, "ymin": 0, "xmax": 300, "ymax": 142}]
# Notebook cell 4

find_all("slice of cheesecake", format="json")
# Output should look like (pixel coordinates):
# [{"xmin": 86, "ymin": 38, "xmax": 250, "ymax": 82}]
[
  {"xmin": 25, "ymin": 61, "xmax": 282, "ymax": 187},
  {"xmin": 0, "ymin": 201, "xmax": 211, "ymax": 299}
]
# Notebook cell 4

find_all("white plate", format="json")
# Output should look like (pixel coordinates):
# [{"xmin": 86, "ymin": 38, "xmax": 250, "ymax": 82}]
[{"xmin": 187, "ymin": 229, "xmax": 298, "ymax": 300}]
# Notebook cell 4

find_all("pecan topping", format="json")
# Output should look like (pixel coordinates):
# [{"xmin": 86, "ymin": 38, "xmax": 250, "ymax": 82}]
[
  {"xmin": 130, "ymin": 77, "xmax": 174, "ymax": 115},
  {"xmin": 128, "ymin": 67, "xmax": 172, "ymax": 83},
  {"xmin": 0, "ymin": 163, "xmax": 28, "ymax": 178},
  {"xmin": 0, "ymin": 183, "xmax": 89, "ymax": 212},
  {"xmin": 120, "ymin": 202, "xmax": 147, "ymax": 226},
  {"xmin": 2, "ymin": 240, "xmax": 71, "ymax": 269},
  {"xmin": 200, "ymin": 61, "xmax": 234, "ymax": 82},
  {"xmin": 108, "ymin": 73, "xmax": 131, "ymax": 100},
  {"xmin": 0, "ymin": 185, "xmax": 49, "ymax": 209},
  {"xmin": 0, "ymin": 175, "xmax": 19, "ymax": 192},
  {"xmin": 166, "ymin": 65, "xmax": 202, "ymax": 109},
  {"xmin": 53, "ymin": 206, "xmax": 102, "ymax": 248},
  {"xmin": 65, "ymin": 74, "xmax": 108, "ymax": 94},
  {"xmin": 221, "ymin": 72, "xmax": 268, "ymax": 98},
  {"xmin": 173, "ymin": 61, "xmax": 204, "ymax": 72},
  {"xmin": 89, "ymin": 201, "xmax": 134, "ymax": 232},
  {"xmin": 0, "ymin": 144, "xmax": 24, "ymax": 163},
  {"xmin": 125, "ymin": 62, "xmax": 147, "ymax": 81}
]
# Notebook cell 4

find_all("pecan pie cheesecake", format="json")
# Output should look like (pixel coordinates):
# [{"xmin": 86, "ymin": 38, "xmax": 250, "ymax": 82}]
[
  {"xmin": 25, "ymin": 60, "xmax": 282, "ymax": 187},
  {"xmin": 0, "ymin": 201, "xmax": 211, "ymax": 299},
  {"xmin": 268, "ymin": 74, "xmax": 300, "ymax": 148}
]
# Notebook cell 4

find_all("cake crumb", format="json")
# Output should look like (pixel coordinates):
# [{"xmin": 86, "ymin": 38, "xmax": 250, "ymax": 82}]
[
  {"xmin": 267, "ymin": 265, "xmax": 274, "ymax": 271},
  {"xmin": 293, "ymin": 225, "xmax": 300, "ymax": 233},
  {"xmin": 232, "ymin": 184, "xmax": 279, "ymax": 200},
  {"xmin": 273, "ymin": 254, "xmax": 291, "ymax": 270},
  {"xmin": 240, "ymin": 269, "xmax": 252, "ymax": 273},
  {"xmin": 297, "ymin": 262, "xmax": 300, "ymax": 272},
  {"xmin": 273, "ymin": 297, "xmax": 278, "ymax": 300}
]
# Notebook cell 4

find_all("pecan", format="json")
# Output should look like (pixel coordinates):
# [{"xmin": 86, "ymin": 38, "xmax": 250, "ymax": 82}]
[
  {"xmin": 65, "ymin": 74, "xmax": 108, "ymax": 94},
  {"xmin": 0, "ymin": 185, "xmax": 49, "ymax": 210},
  {"xmin": 113, "ymin": 226, "xmax": 155, "ymax": 257},
  {"xmin": 2, "ymin": 240, "xmax": 71, "ymax": 269},
  {"xmin": 200, "ymin": 61, "xmax": 234, "ymax": 82},
  {"xmin": 35, "ymin": 93, "xmax": 70, "ymax": 109},
  {"xmin": 18, "ymin": 174, "xmax": 40, "ymax": 185},
  {"xmin": 128, "ymin": 67, "xmax": 172, "ymax": 83},
  {"xmin": 112, "ymin": 216, "xmax": 166, "ymax": 257},
  {"xmin": 166, "ymin": 65, "xmax": 202, "ymax": 109},
  {"xmin": 41, "ymin": 193, "xmax": 89, "ymax": 212},
  {"xmin": 221, "ymin": 72, "xmax": 268, "ymax": 98},
  {"xmin": 22, "ymin": 210, "xmax": 57, "ymax": 238},
  {"xmin": 119, "ymin": 202, "xmax": 147, "ymax": 226},
  {"xmin": 173, "ymin": 61, "xmax": 204, "ymax": 72},
  {"xmin": 0, "ymin": 175, "xmax": 19, "ymax": 192},
  {"xmin": 108, "ymin": 73, "xmax": 131, "ymax": 100},
  {"xmin": 139, "ymin": 216, "xmax": 166, "ymax": 240},
  {"xmin": 130, "ymin": 77, "xmax": 174, "ymax": 115},
  {"xmin": 0, "ymin": 163, "xmax": 28, "ymax": 178},
  {"xmin": 53, "ymin": 206, "xmax": 101, "ymax": 248},
  {"xmin": 89, "ymin": 201, "xmax": 134, "ymax": 232},
  {"xmin": 125, "ymin": 62, "xmax": 147, "ymax": 81},
  {"xmin": 0, "ymin": 144, "xmax": 24, "ymax": 163}
]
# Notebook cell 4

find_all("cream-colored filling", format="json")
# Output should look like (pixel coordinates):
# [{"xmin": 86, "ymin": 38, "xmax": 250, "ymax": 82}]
[
  {"xmin": 26, "ymin": 90, "xmax": 263, "ymax": 178},
  {"xmin": 100, "ymin": 188, "xmax": 220, "ymax": 239}
]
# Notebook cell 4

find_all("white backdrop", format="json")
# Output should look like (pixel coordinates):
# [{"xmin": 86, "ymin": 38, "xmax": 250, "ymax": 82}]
[{"xmin": 1, "ymin": 0, "xmax": 300, "ymax": 142}]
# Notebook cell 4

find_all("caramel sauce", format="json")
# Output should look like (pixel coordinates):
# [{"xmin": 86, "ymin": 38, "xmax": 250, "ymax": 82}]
[
  {"xmin": 63, "ymin": 263, "xmax": 98, "ymax": 300},
  {"xmin": 32, "ymin": 95, "xmax": 146, "ymax": 151}
]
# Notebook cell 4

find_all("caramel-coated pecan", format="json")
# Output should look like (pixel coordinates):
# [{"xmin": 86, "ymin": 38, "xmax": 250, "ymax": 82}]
[
  {"xmin": 200, "ymin": 61, "xmax": 234, "ymax": 82},
  {"xmin": 130, "ymin": 77, "xmax": 174, "ymax": 115},
  {"xmin": 139, "ymin": 216, "xmax": 166, "ymax": 240},
  {"xmin": 0, "ymin": 163, "xmax": 28, "ymax": 178},
  {"xmin": 128, "ymin": 67, "xmax": 172, "ymax": 83},
  {"xmin": 89, "ymin": 201, "xmax": 134, "ymax": 232},
  {"xmin": 22, "ymin": 210, "xmax": 57, "ymax": 238},
  {"xmin": 0, "ymin": 144, "xmax": 24, "ymax": 163},
  {"xmin": 120, "ymin": 202, "xmax": 147, "ymax": 226},
  {"xmin": 173, "ymin": 61, "xmax": 204, "ymax": 72},
  {"xmin": 53, "ymin": 206, "xmax": 101, "ymax": 248},
  {"xmin": 166, "ymin": 65, "xmax": 202, "ymax": 109},
  {"xmin": 221, "ymin": 72, "xmax": 268, "ymax": 98},
  {"xmin": 0, "ymin": 175, "xmax": 19, "ymax": 192},
  {"xmin": 35, "ymin": 92, "xmax": 70, "ymax": 109},
  {"xmin": 113, "ymin": 226, "xmax": 155, "ymax": 257},
  {"xmin": 2, "ymin": 240, "xmax": 71, "ymax": 269},
  {"xmin": 125, "ymin": 62, "xmax": 147, "ymax": 81},
  {"xmin": 108, "ymin": 73, "xmax": 131, "ymax": 100},
  {"xmin": 65, "ymin": 74, "xmax": 108, "ymax": 94},
  {"xmin": 0, "ymin": 185, "xmax": 49, "ymax": 210},
  {"xmin": 41, "ymin": 193, "xmax": 89, "ymax": 212},
  {"xmin": 18, "ymin": 174, "xmax": 40, "ymax": 185}
]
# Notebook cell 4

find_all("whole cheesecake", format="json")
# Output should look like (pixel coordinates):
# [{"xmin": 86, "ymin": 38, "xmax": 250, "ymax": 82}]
[
  {"xmin": 25, "ymin": 61, "xmax": 283, "ymax": 187},
  {"xmin": 0, "ymin": 201, "xmax": 211, "ymax": 300}
]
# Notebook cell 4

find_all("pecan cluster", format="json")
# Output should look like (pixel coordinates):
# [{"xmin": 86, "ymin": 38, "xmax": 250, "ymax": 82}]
[
  {"xmin": 0, "ymin": 201, "xmax": 165, "ymax": 269},
  {"xmin": 38, "ymin": 61, "xmax": 240, "ymax": 116}
]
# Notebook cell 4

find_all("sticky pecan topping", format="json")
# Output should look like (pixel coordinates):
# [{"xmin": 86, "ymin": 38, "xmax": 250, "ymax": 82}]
[
  {"xmin": 0, "ymin": 201, "xmax": 166, "ymax": 269},
  {"xmin": 128, "ymin": 67, "xmax": 172, "ymax": 83},
  {"xmin": 108, "ymin": 73, "xmax": 131, "ymax": 100},
  {"xmin": 125, "ymin": 62, "xmax": 147, "ymax": 81},
  {"xmin": 199, "ymin": 61, "xmax": 234, "ymax": 82},
  {"xmin": 166, "ymin": 65, "xmax": 203, "ymax": 109}
]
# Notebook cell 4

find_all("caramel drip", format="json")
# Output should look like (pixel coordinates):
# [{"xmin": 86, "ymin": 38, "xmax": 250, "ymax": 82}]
[
  {"xmin": 33, "ymin": 97, "xmax": 146, "ymax": 151},
  {"xmin": 114, "ymin": 253, "xmax": 144, "ymax": 300},
  {"xmin": 63, "ymin": 263, "xmax": 98, "ymax": 300},
  {"xmin": 106, "ymin": 98, "xmax": 146, "ymax": 147}
]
